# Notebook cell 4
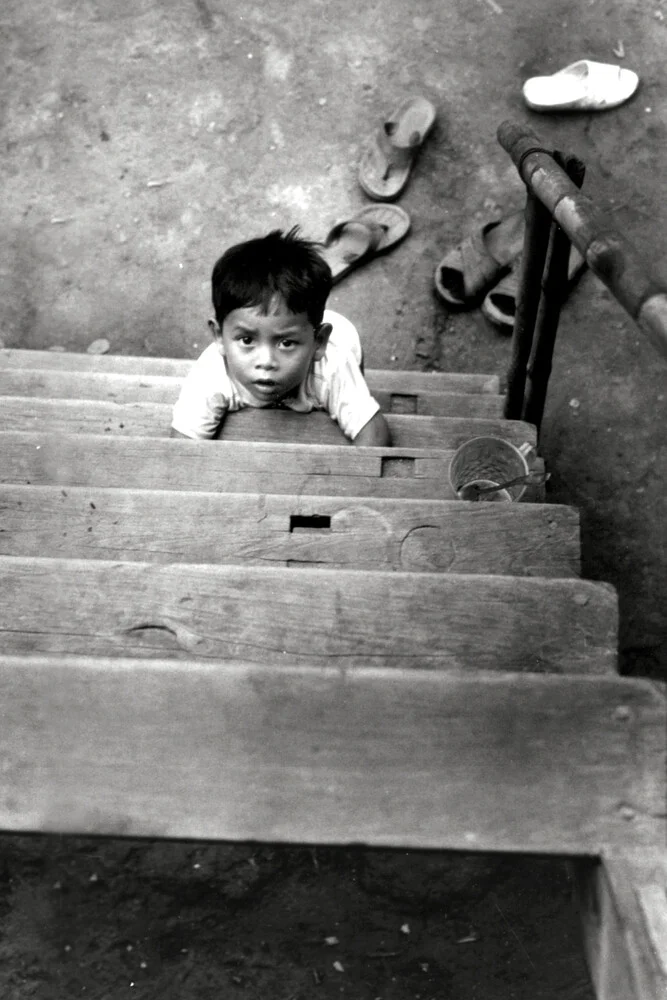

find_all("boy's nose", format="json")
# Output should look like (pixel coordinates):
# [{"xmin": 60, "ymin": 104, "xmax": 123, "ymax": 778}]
[{"xmin": 255, "ymin": 346, "xmax": 277, "ymax": 369}]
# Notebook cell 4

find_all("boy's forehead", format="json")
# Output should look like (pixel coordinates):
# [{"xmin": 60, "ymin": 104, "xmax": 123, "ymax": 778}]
[
  {"xmin": 260, "ymin": 293, "xmax": 305, "ymax": 319},
  {"xmin": 231, "ymin": 297, "xmax": 313, "ymax": 328}
]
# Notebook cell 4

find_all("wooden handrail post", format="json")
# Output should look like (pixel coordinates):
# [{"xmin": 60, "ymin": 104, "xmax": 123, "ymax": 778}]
[
  {"xmin": 503, "ymin": 190, "xmax": 552, "ymax": 420},
  {"xmin": 523, "ymin": 152, "xmax": 586, "ymax": 432}
]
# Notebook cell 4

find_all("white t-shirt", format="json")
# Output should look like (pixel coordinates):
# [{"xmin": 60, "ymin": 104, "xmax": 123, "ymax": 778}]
[{"xmin": 171, "ymin": 309, "xmax": 380, "ymax": 440}]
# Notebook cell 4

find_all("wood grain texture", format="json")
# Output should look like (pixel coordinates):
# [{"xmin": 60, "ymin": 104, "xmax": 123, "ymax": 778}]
[
  {"xmin": 0, "ymin": 349, "xmax": 500, "ymax": 392},
  {"xmin": 577, "ymin": 852, "xmax": 667, "ymax": 1000},
  {"xmin": 0, "ymin": 432, "xmax": 460, "ymax": 499},
  {"xmin": 0, "ymin": 396, "xmax": 535, "ymax": 449},
  {"xmin": 219, "ymin": 407, "xmax": 535, "ymax": 448},
  {"xmin": 0, "ymin": 369, "xmax": 505, "ymax": 416},
  {"xmin": 0, "ymin": 484, "xmax": 580, "ymax": 576},
  {"xmin": 0, "ymin": 431, "xmax": 547, "ymax": 500},
  {"xmin": 0, "ymin": 656, "xmax": 662, "ymax": 851},
  {"xmin": 0, "ymin": 556, "xmax": 617, "ymax": 671}
]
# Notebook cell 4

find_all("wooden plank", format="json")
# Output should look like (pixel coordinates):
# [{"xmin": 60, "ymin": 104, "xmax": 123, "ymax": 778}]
[
  {"xmin": 371, "ymin": 370, "xmax": 501, "ymax": 396},
  {"xmin": 0, "ymin": 349, "xmax": 500, "ymax": 392},
  {"xmin": 0, "ymin": 656, "xmax": 662, "ymax": 851},
  {"xmin": 0, "ymin": 484, "xmax": 581, "ymax": 576},
  {"xmin": 375, "ymin": 389, "xmax": 504, "ymax": 417},
  {"xmin": 577, "ymin": 852, "xmax": 667, "ymax": 1000},
  {"xmin": 0, "ymin": 556, "xmax": 617, "ymax": 672},
  {"xmin": 0, "ymin": 430, "xmax": 548, "ymax": 502},
  {"xmin": 0, "ymin": 369, "xmax": 183, "ymax": 405},
  {"xmin": 0, "ymin": 431, "xmax": 470, "ymax": 499},
  {"xmin": 0, "ymin": 369, "xmax": 505, "ymax": 416},
  {"xmin": 219, "ymin": 407, "xmax": 534, "ymax": 448},
  {"xmin": 0, "ymin": 395, "xmax": 536, "ymax": 448}
]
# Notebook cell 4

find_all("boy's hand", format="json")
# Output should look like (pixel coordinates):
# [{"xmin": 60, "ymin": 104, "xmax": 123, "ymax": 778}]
[{"xmin": 352, "ymin": 411, "xmax": 392, "ymax": 447}]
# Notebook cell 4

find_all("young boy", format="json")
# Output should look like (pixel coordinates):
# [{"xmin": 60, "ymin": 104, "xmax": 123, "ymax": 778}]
[{"xmin": 171, "ymin": 227, "xmax": 392, "ymax": 446}]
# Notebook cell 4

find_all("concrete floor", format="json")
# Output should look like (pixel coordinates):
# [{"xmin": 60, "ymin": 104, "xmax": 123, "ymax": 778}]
[{"xmin": 0, "ymin": 0, "xmax": 666, "ymax": 996}]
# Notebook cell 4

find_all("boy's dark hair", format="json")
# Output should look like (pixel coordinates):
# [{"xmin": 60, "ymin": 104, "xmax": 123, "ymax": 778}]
[{"xmin": 211, "ymin": 227, "xmax": 332, "ymax": 327}]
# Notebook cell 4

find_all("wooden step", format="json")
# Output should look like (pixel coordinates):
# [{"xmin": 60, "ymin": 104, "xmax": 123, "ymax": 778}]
[
  {"xmin": 577, "ymin": 852, "xmax": 667, "ymax": 1000},
  {"xmin": 0, "ymin": 556, "xmax": 617, "ymax": 672},
  {"xmin": 0, "ymin": 368, "xmax": 505, "ymax": 417},
  {"xmin": 0, "ymin": 484, "xmax": 581, "ymax": 576},
  {"xmin": 0, "ymin": 396, "xmax": 535, "ymax": 449},
  {"xmin": 0, "ymin": 348, "xmax": 500, "ymax": 393},
  {"xmin": 0, "ymin": 654, "xmax": 662, "ymax": 852},
  {"xmin": 2, "ymin": 432, "xmax": 544, "ymax": 500}
]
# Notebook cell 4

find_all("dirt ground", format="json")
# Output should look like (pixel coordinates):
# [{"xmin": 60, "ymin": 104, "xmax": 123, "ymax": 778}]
[{"xmin": 1, "ymin": 0, "xmax": 666, "ymax": 997}]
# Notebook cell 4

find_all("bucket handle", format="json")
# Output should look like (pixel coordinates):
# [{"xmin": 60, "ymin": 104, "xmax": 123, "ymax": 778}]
[{"xmin": 518, "ymin": 441, "xmax": 537, "ymax": 467}]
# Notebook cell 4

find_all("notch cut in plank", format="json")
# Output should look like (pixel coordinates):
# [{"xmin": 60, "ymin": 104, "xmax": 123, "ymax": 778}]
[
  {"xmin": 0, "ymin": 432, "xmax": 458, "ymax": 499},
  {"xmin": 576, "ymin": 852, "xmax": 667, "ymax": 1000},
  {"xmin": 0, "ymin": 349, "xmax": 500, "ymax": 393},
  {"xmin": 0, "ymin": 557, "xmax": 617, "ymax": 673},
  {"xmin": 0, "ymin": 369, "xmax": 505, "ymax": 417},
  {"xmin": 0, "ymin": 656, "xmax": 663, "ymax": 852},
  {"xmin": 0, "ymin": 484, "xmax": 580, "ymax": 576},
  {"xmin": 0, "ymin": 396, "xmax": 536, "ymax": 449}
]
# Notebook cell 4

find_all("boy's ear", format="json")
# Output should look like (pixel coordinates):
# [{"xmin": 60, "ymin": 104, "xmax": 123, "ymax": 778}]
[
  {"xmin": 313, "ymin": 322, "xmax": 332, "ymax": 361},
  {"xmin": 208, "ymin": 317, "xmax": 224, "ymax": 352}
]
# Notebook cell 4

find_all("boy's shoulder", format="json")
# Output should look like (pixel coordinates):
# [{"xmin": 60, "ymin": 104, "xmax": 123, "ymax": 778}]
[
  {"xmin": 192, "ymin": 342, "xmax": 226, "ymax": 368},
  {"xmin": 322, "ymin": 309, "xmax": 362, "ymax": 365},
  {"xmin": 184, "ymin": 342, "xmax": 236, "ymax": 397},
  {"xmin": 187, "ymin": 342, "xmax": 230, "ymax": 383}
]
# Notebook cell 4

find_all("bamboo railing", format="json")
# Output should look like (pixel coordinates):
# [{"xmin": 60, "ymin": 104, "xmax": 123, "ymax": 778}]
[{"xmin": 497, "ymin": 120, "xmax": 667, "ymax": 426}]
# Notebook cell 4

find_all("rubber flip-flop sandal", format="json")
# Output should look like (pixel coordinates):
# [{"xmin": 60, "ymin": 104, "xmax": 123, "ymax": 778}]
[
  {"xmin": 358, "ymin": 96, "xmax": 436, "ymax": 202},
  {"xmin": 321, "ymin": 204, "xmax": 411, "ymax": 285},
  {"xmin": 434, "ymin": 210, "xmax": 525, "ymax": 309},
  {"xmin": 522, "ymin": 60, "xmax": 639, "ymax": 112},
  {"xmin": 481, "ymin": 245, "xmax": 587, "ymax": 332}
]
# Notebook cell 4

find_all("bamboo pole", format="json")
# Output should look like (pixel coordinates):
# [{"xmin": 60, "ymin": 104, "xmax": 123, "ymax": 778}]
[
  {"xmin": 523, "ymin": 153, "xmax": 586, "ymax": 432},
  {"xmin": 498, "ymin": 120, "xmax": 667, "ymax": 359}
]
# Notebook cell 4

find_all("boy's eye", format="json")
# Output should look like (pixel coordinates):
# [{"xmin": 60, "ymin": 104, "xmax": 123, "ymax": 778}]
[
  {"xmin": 236, "ymin": 334, "xmax": 254, "ymax": 345},
  {"xmin": 280, "ymin": 339, "xmax": 299, "ymax": 349}
]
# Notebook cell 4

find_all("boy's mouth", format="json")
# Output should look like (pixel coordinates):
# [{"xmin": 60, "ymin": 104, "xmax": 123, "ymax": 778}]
[{"xmin": 252, "ymin": 379, "xmax": 282, "ymax": 396}]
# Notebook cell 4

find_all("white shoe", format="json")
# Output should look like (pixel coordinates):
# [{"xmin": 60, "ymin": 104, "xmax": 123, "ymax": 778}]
[{"xmin": 522, "ymin": 59, "xmax": 639, "ymax": 112}]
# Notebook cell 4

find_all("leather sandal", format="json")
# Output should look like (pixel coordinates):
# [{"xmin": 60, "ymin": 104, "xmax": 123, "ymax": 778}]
[
  {"xmin": 481, "ymin": 245, "xmax": 587, "ymax": 332},
  {"xmin": 434, "ymin": 210, "xmax": 525, "ymax": 308}
]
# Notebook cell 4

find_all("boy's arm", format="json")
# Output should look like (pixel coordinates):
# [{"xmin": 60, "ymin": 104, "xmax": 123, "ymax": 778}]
[{"xmin": 352, "ymin": 410, "xmax": 392, "ymax": 447}]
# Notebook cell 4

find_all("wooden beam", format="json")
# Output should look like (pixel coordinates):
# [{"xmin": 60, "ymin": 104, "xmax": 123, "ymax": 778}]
[
  {"xmin": 0, "ymin": 368, "xmax": 505, "ymax": 416},
  {"xmin": 576, "ymin": 852, "xmax": 667, "ymax": 1000},
  {"xmin": 0, "ymin": 396, "xmax": 535, "ymax": 449},
  {"xmin": 0, "ymin": 656, "xmax": 663, "ymax": 852},
  {"xmin": 219, "ymin": 407, "xmax": 534, "ymax": 448},
  {"xmin": 0, "ymin": 556, "xmax": 616, "ymax": 672},
  {"xmin": 0, "ymin": 432, "xmax": 490, "ymax": 500},
  {"xmin": 0, "ymin": 349, "xmax": 500, "ymax": 393},
  {"xmin": 0, "ymin": 484, "xmax": 580, "ymax": 576}
]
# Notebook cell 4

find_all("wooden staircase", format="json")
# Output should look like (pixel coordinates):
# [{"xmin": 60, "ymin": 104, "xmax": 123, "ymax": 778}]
[{"xmin": 0, "ymin": 347, "xmax": 665, "ymax": 999}]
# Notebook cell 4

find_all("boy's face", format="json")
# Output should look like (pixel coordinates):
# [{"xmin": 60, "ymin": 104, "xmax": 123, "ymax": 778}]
[{"xmin": 211, "ymin": 296, "xmax": 331, "ymax": 406}]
